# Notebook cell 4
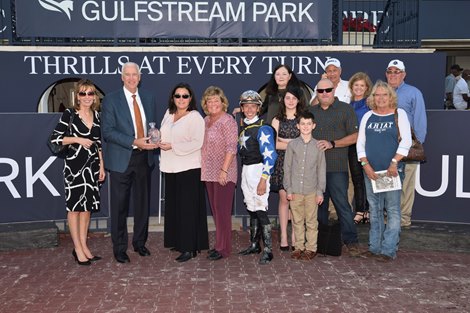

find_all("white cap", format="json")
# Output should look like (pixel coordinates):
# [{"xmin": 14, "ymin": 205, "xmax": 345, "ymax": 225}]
[
  {"xmin": 387, "ymin": 59, "xmax": 405, "ymax": 71},
  {"xmin": 325, "ymin": 58, "xmax": 341, "ymax": 69},
  {"xmin": 239, "ymin": 90, "xmax": 263, "ymax": 106}
]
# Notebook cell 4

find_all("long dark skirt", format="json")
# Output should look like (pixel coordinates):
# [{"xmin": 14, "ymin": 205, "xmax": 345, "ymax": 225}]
[{"xmin": 163, "ymin": 168, "xmax": 209, "ymax": 252}]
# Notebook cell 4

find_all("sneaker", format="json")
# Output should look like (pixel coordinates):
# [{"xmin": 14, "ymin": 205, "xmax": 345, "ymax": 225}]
[
  {"xmin": 375, "ymin": 254, "xmax": 394, "ymax": 263},
  {"xmin": 291, "ymin": 249, "xmax": 303, "ymax": 260},
  {"xmin": 301, "ymin": 250, "xmax": 317, "ymax": 261},
  {"xmin": 346, "ymin": 243, "xmax": 361, "ymax": 257}
]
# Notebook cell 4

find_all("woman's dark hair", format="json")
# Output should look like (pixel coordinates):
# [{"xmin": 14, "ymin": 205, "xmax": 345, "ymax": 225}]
[
  {"xmin": 265, "ymin": 64, "xmax": 302, "ymax": 96},
  {"xmin": 276, "ymin": 85, "xmax": 307, "ymax": 120},
  {"xmin": 167, "ymin": 82, "xmax": 197, "ymax": 114}
]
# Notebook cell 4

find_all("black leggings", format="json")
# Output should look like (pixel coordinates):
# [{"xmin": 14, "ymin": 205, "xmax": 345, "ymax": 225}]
[{"xmin": 348, "ymin": 145, "xmax": 368, "ymax": 213}]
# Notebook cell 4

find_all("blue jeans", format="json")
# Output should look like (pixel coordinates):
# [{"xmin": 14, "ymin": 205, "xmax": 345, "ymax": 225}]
[
  {"xmin": 364, "ymin": 163, "xmax": 405, "ymax": 258},
  {"xmin": 318, "ymin": 171, "xmax": 358, "ymax": 244}
]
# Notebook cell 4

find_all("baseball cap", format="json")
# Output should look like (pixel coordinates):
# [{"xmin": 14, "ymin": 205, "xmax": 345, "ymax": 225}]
[
  {"xmin": 387, "ymin": 59, "xmax": 405, "ymax": 71},
  {"xmin": 325, "ymin": 58, "xmax": 341, "ymax": 69},
  {"xmin": 239, "ymin": 90, "xmax": 262, "ymax": 106}
]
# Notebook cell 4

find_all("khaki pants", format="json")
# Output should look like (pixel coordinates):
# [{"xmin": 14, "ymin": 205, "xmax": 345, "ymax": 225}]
[
  {"xmin": 290, "ymin": 193, "xmax": 318, "ymax": 252},
  {"xmin": 401, "ymin": 163, "xmax": 417, "ymax": 227}
]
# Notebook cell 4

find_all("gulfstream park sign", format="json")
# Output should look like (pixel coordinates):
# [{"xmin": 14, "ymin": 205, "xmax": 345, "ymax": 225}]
[
  {"xmin": 39, "ymin": 0, "xmax": 314, "ymax": 22},
  {"xmin": 15, "ymin": 0, "xmax": 330, "ymax": 38}
]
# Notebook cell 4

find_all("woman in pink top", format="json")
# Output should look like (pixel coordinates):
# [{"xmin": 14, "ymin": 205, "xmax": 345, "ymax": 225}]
[
  {"xmin": 201, "ymin": 86, "xmax": 238, "ymax": 260},
  {"xmin": 159, "ymin": 82, "xmax": 209, "ymax": 263}
]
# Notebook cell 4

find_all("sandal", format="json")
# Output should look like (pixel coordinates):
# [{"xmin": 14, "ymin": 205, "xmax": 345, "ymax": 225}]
[{"xmin": 354, "ymin": 212, "xmax": 367, "ymax": 224}]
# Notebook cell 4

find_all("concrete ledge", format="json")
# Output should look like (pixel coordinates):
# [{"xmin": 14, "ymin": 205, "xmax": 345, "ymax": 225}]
[{"xmin": 0, "ymin": 222, "xmax": 59, "ymax": 251}]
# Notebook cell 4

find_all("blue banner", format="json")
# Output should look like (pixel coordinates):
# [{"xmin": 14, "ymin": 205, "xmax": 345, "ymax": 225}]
[{"xmin": 14, "ymin": 0, "xmax": 331, "ymax": 39}]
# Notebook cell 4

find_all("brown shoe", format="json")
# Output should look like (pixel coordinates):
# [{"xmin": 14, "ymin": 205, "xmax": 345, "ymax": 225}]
[
  {"xmin": 361, "ymin": 251, "xmax": 378, "ymax": 258},
  {"xmin": 291, "ymin": 249, "xmax": 303, "ymax": 260},
  {"xmin": 301, "ymin": 250, "xmax": 317, "ymax": 260},
  {"xmin": 375, "ymin": 254, "xmax": 394, "ymax": 262},
  {"xmin": 346, "ymin": 243, "xmax": 361, "ymax": 257}
]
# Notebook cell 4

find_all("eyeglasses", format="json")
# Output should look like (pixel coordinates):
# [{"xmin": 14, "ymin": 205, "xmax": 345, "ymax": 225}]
[
  {"xmin": 174, "ymin": 94, "xmax": 190, "ymax": 99},
  {"xmin": 317, "ymin": 88, "xmax": 334, "ymax": 94},
  {"xmin": 373, "ymin": 93, "xmax": 389, "ymax": 97},
  {"xmin": 78, "ymin": 91, "xmax": 95, "ymax": 97},
  {"xmin": 386, "ymin": 70, "xmax": 403, "ymax": 75}
]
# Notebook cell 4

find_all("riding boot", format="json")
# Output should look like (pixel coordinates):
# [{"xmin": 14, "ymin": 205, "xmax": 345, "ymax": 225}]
[
  {"xmin": 259, "ymin": 224, "xmax": 273, "ymax": 264},
  {"xmin": 238, "ymin": 217, "xmax": 262, "ymax": 255}
]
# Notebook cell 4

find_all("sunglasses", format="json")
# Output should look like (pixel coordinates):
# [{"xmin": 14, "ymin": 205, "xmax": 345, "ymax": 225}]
[
  {"xmin": 78, "ymin": 91, "xmax": 95, "ymax": 97},
  {"xmin": 386, "ymin": 70, "xmax": 403, "ymax": 75},
  {"xmin": 317, "ymin": 88, "xmax": 334, "ymax": 94},
  {"xmin": 174, "ymin": 94, "xmax": 190, "ymax": 99}
]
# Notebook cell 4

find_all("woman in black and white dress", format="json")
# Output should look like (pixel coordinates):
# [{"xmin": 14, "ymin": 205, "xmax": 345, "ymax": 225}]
[{"xmin": 50, "ymin": 79, "xmax": 105, "ymax": 265}]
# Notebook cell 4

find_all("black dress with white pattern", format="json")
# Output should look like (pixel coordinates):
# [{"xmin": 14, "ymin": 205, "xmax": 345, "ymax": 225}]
[
  {"xmin": 50, "ymin": 108, "xmax": 102, "ymax": 212},
  {"xmin": 270, "ymin": 117, "xmax": 300, "ymax": 191}
]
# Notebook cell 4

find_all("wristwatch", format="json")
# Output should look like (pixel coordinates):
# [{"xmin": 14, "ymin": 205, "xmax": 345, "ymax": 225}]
[
  {"xmin": 391, "ymin": 158, "xmax": 398, "ymax": 164},
  {"xmin": 361, "ymin": 161, "xmax": 369, "ymax": 167}
]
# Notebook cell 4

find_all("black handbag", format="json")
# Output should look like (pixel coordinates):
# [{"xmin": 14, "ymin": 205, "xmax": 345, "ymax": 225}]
[
  {"xmin": 48, "ymin": 109, "xmax": 74, "ymax": 156},
  {"xmin": 317, "ymin": 221, "xmax": 342, "ymax": 256}
]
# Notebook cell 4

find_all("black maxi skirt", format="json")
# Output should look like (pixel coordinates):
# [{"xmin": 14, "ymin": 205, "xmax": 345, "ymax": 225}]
[{"xmin": 163, "ymin": 168, "xmax": 209, "ymax": 252}]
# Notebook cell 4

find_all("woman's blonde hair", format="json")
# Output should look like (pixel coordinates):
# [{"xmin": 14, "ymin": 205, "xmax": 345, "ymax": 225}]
[
  {"xmin": 201, "ymin": 86, "xmax": 229, "ymax": 115},
  {"xmin": 367, "ymin": 80, "xmax": 398, "ymax": 110},
  {"xmin": 74, "ymin": 79, "xmax": 100, "ymax": 111}
]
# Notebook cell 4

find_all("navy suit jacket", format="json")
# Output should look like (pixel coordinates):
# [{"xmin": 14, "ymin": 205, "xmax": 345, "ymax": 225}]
[{"xmin": 101, "ymin": 87, "xmax": 157, "ymax": 173}]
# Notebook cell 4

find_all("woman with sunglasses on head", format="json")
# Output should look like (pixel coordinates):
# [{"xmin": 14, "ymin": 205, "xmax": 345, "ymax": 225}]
[
  {"xmin": 200, "ymin": 86, "xmax": 238, "ymax": 261},
  {"xmin": 159, "ymin": 82, "xmax": 209, "ymax": 263},
  {"xmin": 347, "ymin": 72, "xmax": 373, "ymax": 224},
  {"xmin": 50, "ymin": 79, "xmax": 105, "ymax": 266}
]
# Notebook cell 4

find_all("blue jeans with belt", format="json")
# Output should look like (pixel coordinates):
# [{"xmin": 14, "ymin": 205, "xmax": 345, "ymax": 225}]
[{"xmin": 317, "ymin": 171, "xmax": 358, "ymax": 245}]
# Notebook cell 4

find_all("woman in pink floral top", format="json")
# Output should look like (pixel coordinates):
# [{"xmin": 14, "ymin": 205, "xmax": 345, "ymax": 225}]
[{"xmin": 201, "ymin": 86, "xmax": 238, "ymax": 260}]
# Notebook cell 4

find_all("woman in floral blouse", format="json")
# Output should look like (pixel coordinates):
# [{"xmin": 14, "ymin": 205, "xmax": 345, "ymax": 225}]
[{"xmin": 201, "ymin": 86, "xmax": 238, "ymax": 260}]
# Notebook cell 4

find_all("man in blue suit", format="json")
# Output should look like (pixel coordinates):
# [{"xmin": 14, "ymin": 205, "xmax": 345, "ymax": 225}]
[{"xmin": 102, "ymin": 62, "xmax": 158, "ymax": 263}]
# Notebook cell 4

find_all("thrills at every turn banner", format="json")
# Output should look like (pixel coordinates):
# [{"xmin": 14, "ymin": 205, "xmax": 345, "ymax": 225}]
[
  {"xmin": 14, "ymin": 0, "xmax": 331, "ymax": 38},
  {"xmin": 0, "ymin": 49, "xmax": 469, "ymax": 224}
]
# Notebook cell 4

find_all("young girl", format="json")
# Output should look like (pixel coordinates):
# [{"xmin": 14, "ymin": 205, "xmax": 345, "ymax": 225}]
[{"xmin": 270, "ymin": 85, "xmax": 307, "ymax": 251}]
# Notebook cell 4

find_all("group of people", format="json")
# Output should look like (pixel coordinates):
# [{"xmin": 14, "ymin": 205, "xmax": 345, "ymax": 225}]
[
  {"xmin": 445, "ymin": 64, "xmax": 470, "ymax": 110},
  {"xmin": 50, "ymin": 56, "xmax": 427, "ymax": 265}
]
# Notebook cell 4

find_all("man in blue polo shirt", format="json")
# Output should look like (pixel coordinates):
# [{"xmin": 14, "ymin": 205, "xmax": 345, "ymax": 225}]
[{"xmin": 386, "ymin": 59, "xmax": 427, "ymax": 228}]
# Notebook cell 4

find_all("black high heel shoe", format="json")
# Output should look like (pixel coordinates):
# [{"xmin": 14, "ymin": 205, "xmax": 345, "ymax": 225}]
[
  {"xmin": 88, "ymin": 255, "xmax": 102, "ymax": 262},
  {"xmin": 72, "ymin": 250, "xmax": 91, "ymax": 266}
]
